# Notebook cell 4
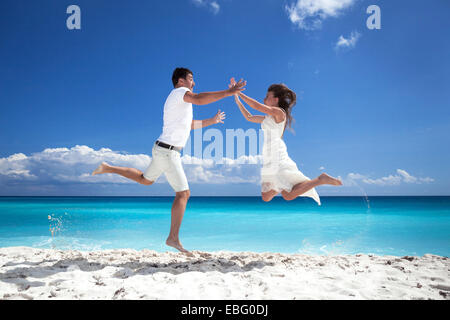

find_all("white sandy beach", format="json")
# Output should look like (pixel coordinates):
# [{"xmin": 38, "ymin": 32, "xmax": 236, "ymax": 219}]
[{"xmin": 0, "ymin": 246, "xmax": 448, "ymax": 300}]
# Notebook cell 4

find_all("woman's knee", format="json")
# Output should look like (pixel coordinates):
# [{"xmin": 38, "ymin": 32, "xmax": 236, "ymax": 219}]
[
  {"xmin": 261, "ymin": 192, "xmax": 274, "ymax": 202},
  {"xmin": 281, "ymin": 191, "xmax": 294, "ymax": 201}
]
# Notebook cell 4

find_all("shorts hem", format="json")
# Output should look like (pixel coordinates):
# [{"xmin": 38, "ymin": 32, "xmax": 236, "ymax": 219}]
[
  {"xmin": 172, "ymin": 186, "xmax": 190, "ymax": 193},
  {"xmin": 142, "ymin": 173, "xmax": 156, "ymax": 182}
]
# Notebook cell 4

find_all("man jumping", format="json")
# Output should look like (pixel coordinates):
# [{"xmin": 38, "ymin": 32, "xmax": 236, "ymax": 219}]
[{"xmin": 92, "ymin": 67, "xmax": 246, "ymax": 253}]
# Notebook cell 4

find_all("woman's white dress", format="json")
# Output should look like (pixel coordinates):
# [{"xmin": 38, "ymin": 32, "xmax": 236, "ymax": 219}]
[{"xmin": 261, "ymin": 115, "xmax": 321, "ymax": 205}]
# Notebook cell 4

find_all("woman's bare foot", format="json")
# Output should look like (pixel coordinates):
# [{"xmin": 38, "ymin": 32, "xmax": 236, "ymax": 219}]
[
  {"xmin": 318, "ymin": 173, "xmax": 343, "ymax": 186},
  {"xmin": 166, "ymin": 237, "xmax": 192, "ymax": 256},
  {"xmin": 92, "ymin": 162, "xmax": 111, "ymax": 176}
]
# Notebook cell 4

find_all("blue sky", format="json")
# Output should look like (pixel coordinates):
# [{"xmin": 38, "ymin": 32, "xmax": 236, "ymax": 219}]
[{"xmin": 0, "ymin": 0, "xmax": 449, "ymax": 196}]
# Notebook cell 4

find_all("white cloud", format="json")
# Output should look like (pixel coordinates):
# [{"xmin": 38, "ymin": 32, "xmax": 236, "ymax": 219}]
[
  {"xmin": 363, "ymin": 175, "xmax": 403, "ymax": 186},
  {"xmin": 0, "ymin": 145, "xmax": 261, "ymax": 186},
  {"xmin": 419, "ymin": 177, "xmax": 434, "ymax": 183},
  {"xmin": 340, "ymin": 173, "xmax": 367, "ymax": 186},
  {"xmin": 191, "ymin": 0, "xmax": 220, "ymax": 15},
  {"xmin": 0, "ymin": 153, "xmax": 37, "ymax": 179},
  {"xmin": 396, "ymin": 169, "xmax": 417, "ymax": 183},
  {"xmin": 183, "ymin": 154, "xmax": 261, "ymax": 184},
  {"xmin": 285, "ymin": 0, "xmax": 356, "ymax": 30},
  {"xmin": 343, "ymin": 169, "xmax": 434, "ymax": 186},
  {"xmin": 186, "ymin": 164, "xmax": 259, "ymax": 184},
  {"xmin": 0, "ymin": 146, "xmax": 435, "ymax": 193},
  {"xmin": 210, "ymin": 1, "xmax": 220, "ymax": 14},
  {"xmin": 0, "ymin": 145, "xmax": 150, "ymax": 185},
  {"xmin": 335, "ymin": 31, "xmax": 361, "ymax": 50}
]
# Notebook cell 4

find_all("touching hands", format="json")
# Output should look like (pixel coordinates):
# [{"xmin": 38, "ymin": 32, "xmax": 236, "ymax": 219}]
[{"xmin": 227, "ymin": 78, "xmax": 246, "ymax": 96}]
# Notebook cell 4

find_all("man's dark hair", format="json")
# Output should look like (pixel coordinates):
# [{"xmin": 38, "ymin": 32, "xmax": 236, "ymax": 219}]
[{"xmin": 172, "ymin": 67, "xmax": 193, "ymax": 87}]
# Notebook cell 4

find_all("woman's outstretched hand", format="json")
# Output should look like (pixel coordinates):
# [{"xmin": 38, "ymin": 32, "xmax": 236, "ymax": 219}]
[
  {"xmin": 229, "ymin": 78, "xmax": 244, "ymax": 103},
  {"xmin": 227, "ymin": 78, "xmax": 246, "ymax": 96},
  {"xmin": 229, "ymin": 77, "xmax": 237, "ymax": 90}
]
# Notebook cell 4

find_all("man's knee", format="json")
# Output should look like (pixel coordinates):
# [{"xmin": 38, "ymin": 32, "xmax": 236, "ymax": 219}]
[
  {"xmin": 140, "ymin": 174, "xmax": 154, "ymax": 186},
  {"xmin": 176, "ymin": 189, "xmax": 190, "ymax": 201}
]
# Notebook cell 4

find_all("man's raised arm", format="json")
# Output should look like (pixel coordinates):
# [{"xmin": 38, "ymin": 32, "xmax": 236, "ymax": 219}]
[{"xmin": 184, "ymin": 79, "xmax": 246, "ymax": 105}]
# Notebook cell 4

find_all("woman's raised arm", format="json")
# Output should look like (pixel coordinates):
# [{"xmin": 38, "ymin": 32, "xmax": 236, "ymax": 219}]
[
  {"xmin": 238, "ymin": 92, "xmax": 285, "ymax": 121},
  {"xmin": 234, "ymin": 94, "xmax": 264, "ymax": 123}
]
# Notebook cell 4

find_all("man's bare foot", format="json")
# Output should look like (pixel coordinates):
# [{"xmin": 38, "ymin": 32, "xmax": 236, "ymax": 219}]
[
  {"xmin": 319, "ymin": 173, "xmax": 343, "ymax": 186},
  {"xmin": 92, "ymin": 162, "xmax": 111, "ymax": 176},
  {"xmin": 166, "ymin": 237, "xmax": 192, "ymax": 256}
]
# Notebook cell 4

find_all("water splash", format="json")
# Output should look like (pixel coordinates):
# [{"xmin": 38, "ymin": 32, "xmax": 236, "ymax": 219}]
[
  {"xmin": 47, "ymin": 212, "xmax": 69, "ymax": 249},
  {"xmin": 298, "ymin": 239, "xmax": 348, "ymax": 255},
  {"xmin": 45, "ymin": 212, "xmax": 109, "ymax": 251},
  {"xmin": 298, "ymin": 182, "xmax": 373, "ymax": 255},
  {"xmin": 48, "ymin": 213, "xmax": 64, "ymax": 237},
  {"xmin": 355, "ymin": 184, "xmax": 371, "ymax": 212},
  {"xmin": 342, "ymin": 176, "xmax": 371, "ymax": 212},
  {"xmin": 334, "ymin": 182, "xmax": 372, "ymax": 253}
]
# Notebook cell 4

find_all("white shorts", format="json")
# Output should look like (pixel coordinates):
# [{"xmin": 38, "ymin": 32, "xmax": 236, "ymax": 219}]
[{"xmin": 143, "ymin": 144, "xmax": 189, "ymax": 192}]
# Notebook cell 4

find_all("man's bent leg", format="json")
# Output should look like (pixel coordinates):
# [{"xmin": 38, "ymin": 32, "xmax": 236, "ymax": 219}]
[
  {"xmin": 92, "ymin": 162, "xmax": 153, "ymax": 185},
  {"xmin": 166, "ymin": 189, "xmax": 190, "ymax": 253}
]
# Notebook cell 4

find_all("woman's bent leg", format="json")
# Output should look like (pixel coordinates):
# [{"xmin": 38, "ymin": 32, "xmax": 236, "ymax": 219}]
[
  {"xmin": 261, "ymin": 189, "xmax": 278, "ymax": 202},
  {"xmin": 282, "ymin": 173, "xmax": 342, "ymax": 201}
]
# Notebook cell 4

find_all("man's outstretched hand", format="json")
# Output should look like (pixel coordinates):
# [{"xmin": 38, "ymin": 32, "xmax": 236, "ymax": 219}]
[
  {"xmin": 213, "ymin": 109, "xmax": 226, "ymax": 124},
  {"xmin": 227, "ymin": 78, "xmax": 246, "ymax": 96}
]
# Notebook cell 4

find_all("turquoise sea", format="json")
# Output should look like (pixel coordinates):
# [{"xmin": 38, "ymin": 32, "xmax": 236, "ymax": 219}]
[{"xmin": 0, "ymin": 196, "xmax": 449, "ymax": 256}]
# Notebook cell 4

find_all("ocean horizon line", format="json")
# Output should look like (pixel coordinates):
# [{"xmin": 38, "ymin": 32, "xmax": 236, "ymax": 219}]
[{"xmin": 0, "ymin": 195, "xmax": 449, "ymax": 198}]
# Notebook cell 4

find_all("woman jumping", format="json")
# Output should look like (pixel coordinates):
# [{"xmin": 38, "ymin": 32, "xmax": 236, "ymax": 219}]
[{"xmin": 231, "ymin": 78, "xmax": 342, "ymax": 204}]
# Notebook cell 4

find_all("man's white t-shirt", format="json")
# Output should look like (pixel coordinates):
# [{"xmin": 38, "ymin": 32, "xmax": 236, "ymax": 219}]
[{"xmin": 157, "ymin": 87, "xmax": 192, "ymax": 148}]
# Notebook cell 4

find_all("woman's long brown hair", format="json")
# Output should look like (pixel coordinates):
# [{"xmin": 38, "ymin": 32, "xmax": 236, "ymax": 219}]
[{"xmin": 267, "ymin": 83, "xmax": 297, "ymax": 132}]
